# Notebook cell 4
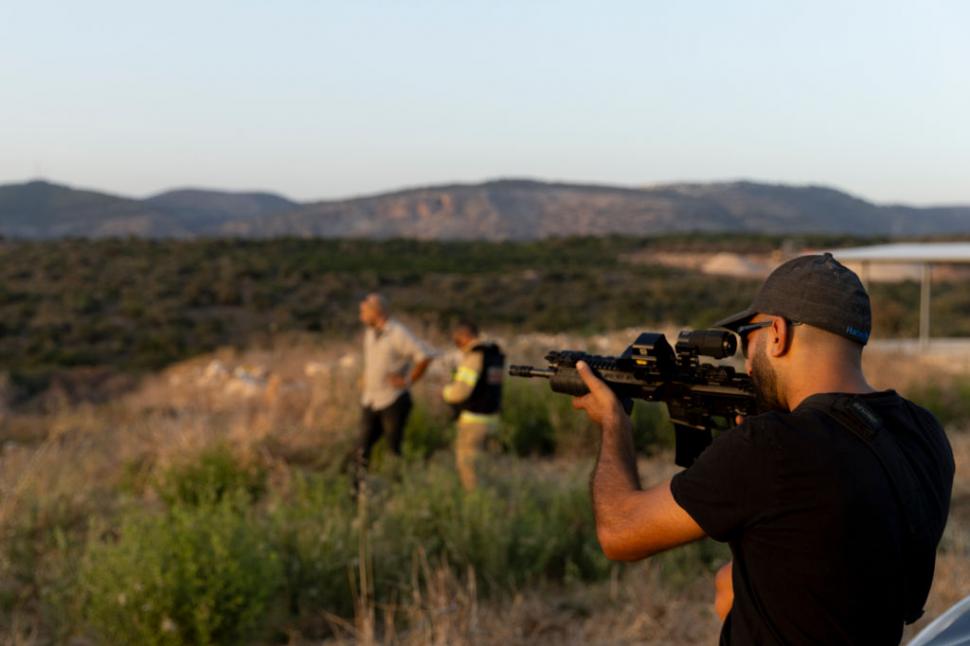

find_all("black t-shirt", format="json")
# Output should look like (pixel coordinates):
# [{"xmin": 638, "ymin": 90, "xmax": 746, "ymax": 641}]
[{"xmin": 670, "ymin": 390, "xmax": 954, "ymax": 646}]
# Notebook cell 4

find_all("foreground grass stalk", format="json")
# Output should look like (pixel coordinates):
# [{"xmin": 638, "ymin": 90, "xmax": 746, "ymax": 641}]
[{"xmin": 354, "ymin": 479, "xmax": 375, "ymax": 645}]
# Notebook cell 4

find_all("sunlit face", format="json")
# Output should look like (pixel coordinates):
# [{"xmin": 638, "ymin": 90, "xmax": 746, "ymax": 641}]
[
  {"xmin": 359, "ymin": 301, "xmax": 379, "ymax": 327},
  {"xmin": 452, "ymin": 329, "xmax": 473, "ymax": 349}
]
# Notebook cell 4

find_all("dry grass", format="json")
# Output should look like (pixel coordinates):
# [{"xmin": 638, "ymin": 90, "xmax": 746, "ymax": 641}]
[{"xmin": 320, "ymin": 558, "xmax": 721, "ymax": 646}]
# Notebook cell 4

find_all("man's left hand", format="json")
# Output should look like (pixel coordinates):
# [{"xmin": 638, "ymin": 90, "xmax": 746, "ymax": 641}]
[{"xmin": 571, "ymin": 360, "xmax": 629, "ymax": 429}]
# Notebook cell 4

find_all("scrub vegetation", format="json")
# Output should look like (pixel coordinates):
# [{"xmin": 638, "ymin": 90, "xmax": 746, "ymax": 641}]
[
  {"xmin": 10, "ymin": 233, "xmax": 966, "ymax": 407},
  {"xmin": 1, "ymin": 236, "xmax": 968, "ymax": 644},
  {"xmin": 1, "ymin": 331, "xmax": 968, "ymax": 645}
]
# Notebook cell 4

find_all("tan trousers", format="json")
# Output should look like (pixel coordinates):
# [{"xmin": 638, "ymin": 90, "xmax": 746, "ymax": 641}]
[{"xmin": 455, "ymin": 413, "xmax": 499, "ymax": 491}]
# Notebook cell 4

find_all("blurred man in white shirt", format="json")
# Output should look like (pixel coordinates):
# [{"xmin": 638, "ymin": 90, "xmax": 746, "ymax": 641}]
[{"xmin": 356, "ymin": 293, "xmax": 435, "ymax": 482}]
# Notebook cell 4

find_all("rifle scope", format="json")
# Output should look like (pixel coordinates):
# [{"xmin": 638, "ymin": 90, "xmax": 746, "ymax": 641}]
[{"xmin": 676, "ymin": 329, "xmax": 737, "ymax": 360}]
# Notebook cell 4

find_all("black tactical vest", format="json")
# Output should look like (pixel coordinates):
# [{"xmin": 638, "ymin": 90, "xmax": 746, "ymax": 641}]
[{"xmin": 462, "ymin": 342, "xmax": 505, "ymax": 414}]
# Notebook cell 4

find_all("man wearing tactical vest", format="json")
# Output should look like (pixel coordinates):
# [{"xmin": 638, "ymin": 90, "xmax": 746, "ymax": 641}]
[{"xmin": 442, "ymin": 320, "xmax": 505, "ymax": 490}]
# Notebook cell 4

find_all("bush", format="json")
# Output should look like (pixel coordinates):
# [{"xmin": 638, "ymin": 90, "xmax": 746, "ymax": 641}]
[
  {"xmin": 630, "ymin": 400, "xmax": 675, "ymax": 454},
  {"xmin": 403, "ymin": 400, "xmax": 454, "ymax": 460},
  {"xmin": 0, "ymin": 492, "xmax": 87, "ymax": 639},
  {"xmin": 500, "ymin": 379, "xmax": 556, "ymax": 455},
  {"xmin": 547, "ymin": 386, "xmax": 598, "ymax": 456},
  {"xmin": 267, "ymin": 471, "xmax": 358, "ymax": 621},
  {"xmin": 368, "ymin": 458, "xmax": 610, "ymax": 595},
  {"xmin": 36, "ymin": 440, "xmax": 734, "ymax": 642},
  {"xmin": 154, "ymin": 444, "xmax": 266, "ymax": 507},
  {"xmin": 78, "ymin": 498, "xmax": 284, "ymax": 646},
  {"xmin": 13, "ymin": 235, "xmax": 970, "ymax": 409},
  {"xmin": 235, "ymin": 457, "xmax": 610, "ymax": 637}
]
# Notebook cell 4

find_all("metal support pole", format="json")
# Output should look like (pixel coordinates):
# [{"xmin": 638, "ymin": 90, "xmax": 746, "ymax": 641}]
[{"xmin": 919, "ymin": 263, "xmax": 931, "ymax": 348}]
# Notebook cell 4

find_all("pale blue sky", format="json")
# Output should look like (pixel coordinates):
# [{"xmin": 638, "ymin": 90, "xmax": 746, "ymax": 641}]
[{"xmin": 2, "ymin": 1, "xmax": 967, "ymax": 204}]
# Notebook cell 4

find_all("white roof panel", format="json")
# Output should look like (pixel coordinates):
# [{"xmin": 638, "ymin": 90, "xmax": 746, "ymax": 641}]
[{"xmin": 829, "ymin": 243, "xmax": 970, "ymax": 264}]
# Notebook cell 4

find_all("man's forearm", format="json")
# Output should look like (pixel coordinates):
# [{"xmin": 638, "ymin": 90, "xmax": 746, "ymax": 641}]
[
  {"xmin": 575, "ymin": 360, "xmax": 706, "ymax": 561},
  {"xmin": 591, "ymin": 416, "xmax": 642, "ymax": 521},
  {"xmin": 409, "ymin": 358, "xmax": 432, "ymax": 385}
]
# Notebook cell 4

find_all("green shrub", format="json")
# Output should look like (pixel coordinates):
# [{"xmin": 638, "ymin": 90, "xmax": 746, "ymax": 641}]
[
  {"xmin": 630, "ymin": 400, "xmax": 675, "ymax": 454},
  {"xmin": 500, "ymin": 380, "xmax": 556, "ymax": 455},
  {"xmin": 547, "ymin": 387, "xmax": 598, "ymax": 456},
  {"xmin": 267, "ymin": 471, "xmax": 357, "ymax": 621},
  {"xmin": 154, "ymin": 444, "xmax": 266, "ymax": 507},
  {"xmin": 403, "ymin": 400, "xmax": 454, "ymax": 460},
  {"xmin": 238, "ymin": 459, "xmax": 609, "ymax": 637},
  {"xmin": 498, "ymin": 471, "xmax": 611, "ymax": 584},
  {"xmin": 12, "ymin": 235, "xmax": 970, "ymax": 408},
  {"xmin": 52, "ymin": 447, "xmax": 732, "ymax": 642},
  {"xmin": 78, "ymin": 498, "xmax": 284, "ymax": 646},
  {"xmin": 368, "ymin": 459, "xmax": 609, "ymax": 595},
  {"xmin": 0, "ymin": 493, "xmax": 86, "ymax": 639}
]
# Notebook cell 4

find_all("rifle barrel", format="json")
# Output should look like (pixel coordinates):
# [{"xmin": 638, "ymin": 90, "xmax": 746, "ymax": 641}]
[{"xmin": 508, "ymin": 365, "xmax": 555, "ymax": 379}]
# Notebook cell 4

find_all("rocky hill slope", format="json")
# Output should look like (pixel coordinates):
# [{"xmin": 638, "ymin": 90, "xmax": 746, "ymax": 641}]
[{"xmin": 2, "ymin": 178, "xmax": 968, "ymax": 239}]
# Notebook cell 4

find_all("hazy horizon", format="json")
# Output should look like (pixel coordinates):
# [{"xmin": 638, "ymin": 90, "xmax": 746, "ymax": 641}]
[
  {"xmin": 3, "ymin": 1, "xmax": 967, "ymax": 206},
  {"xmin": 10, "ymin": 174, "xmax": 970, "ymax": 209}
]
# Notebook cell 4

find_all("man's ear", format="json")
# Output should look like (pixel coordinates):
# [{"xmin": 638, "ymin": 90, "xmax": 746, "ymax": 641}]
[{"xmin": 767, "ymin": 317, "xmax": 789, "ymax": 358}]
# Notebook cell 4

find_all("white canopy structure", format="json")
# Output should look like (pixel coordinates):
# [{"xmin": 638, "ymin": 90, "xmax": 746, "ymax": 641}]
[{"xmin": 829, "ymin": 243, "xmax": 970, "ymax": 347}]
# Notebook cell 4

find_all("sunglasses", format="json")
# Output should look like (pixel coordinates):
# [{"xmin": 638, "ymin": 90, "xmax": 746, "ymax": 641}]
[{"xmin": 736, "ymin": 319, "xmax": 803, "ymax": 357}]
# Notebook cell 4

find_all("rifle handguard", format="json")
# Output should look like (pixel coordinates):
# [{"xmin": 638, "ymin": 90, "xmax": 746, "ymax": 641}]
[{"xmin": 509, "ymin": 329, "xmax": 756, "ymax": 467}]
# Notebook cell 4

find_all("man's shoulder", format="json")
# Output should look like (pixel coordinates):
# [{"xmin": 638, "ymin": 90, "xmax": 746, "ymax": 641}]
[
  {"xmin": 764, "ymin": 391, "xmax": 951, "ymax": 462},
  {"xmin": 754, "ymin": 394, "xmax": 896, "ymax": 432},
  {"xmin": 468, "ymin": 341, "xmax": 501, "ymax": 357},
  {"xmin": 460, "ymin": 347, "xmax": 485, "ymax": 364},
  {"xmin": 734, "ymin": 410, "xmax": 799, "ymax": 439},
  {"xmin": 721, "ymin": 407, "xmax": 837, "ymax": 454},
  {"xmin": 385, "ymin": 318, "xmax": 417, "ymax": 341},
  {"xmin": 386, "ymin": 319, "xmax": 436, "ymax": 357},
  {"xmin": 869, "ymin": 390, "xmax": 944, "ymax": 431},
  {"xmin": 795, "ymin": 390, "xmax": 942, "ymax": 432},
  {"xmin": 384, "ymin": 318, "xmax": 407, "ymax": 333}
]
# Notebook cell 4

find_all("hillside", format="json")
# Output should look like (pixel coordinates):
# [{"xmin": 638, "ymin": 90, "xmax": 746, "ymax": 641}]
[
  {"xmin": 145, "ymin": 188, "xmax": 298, "ymax": 230},
  {"xmin": 2, "ymin": 179, "xmax": 970, "ymax": 239},
  {"xmin": 0, "ymin": 180, "xmax": 189, "ymax": 238}
]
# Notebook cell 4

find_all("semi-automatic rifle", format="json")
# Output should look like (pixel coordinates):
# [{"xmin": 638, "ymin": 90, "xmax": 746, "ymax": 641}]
[{"xmin": 509, "ymin": 330, "xmax": 756, "ymax": 467}]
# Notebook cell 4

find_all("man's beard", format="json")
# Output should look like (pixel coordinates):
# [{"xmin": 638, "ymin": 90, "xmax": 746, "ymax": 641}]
[{"xmin": 750, "ymin": 337, "xmax": 785, "ymax": 412}]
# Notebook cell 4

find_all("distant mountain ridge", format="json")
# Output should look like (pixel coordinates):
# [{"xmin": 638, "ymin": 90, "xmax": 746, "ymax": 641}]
[
  {"xmin": 2, "ymin": 178, "xmax": 969, "ymax": 240},
  {"xmin": 146, "ymin": 189, "xmax": 298, "ymax": 227}
]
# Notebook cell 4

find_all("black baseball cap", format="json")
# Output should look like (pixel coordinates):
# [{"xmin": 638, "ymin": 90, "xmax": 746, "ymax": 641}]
[{"xmin": 714, "ymin": 253, "xmax": 871, "ymax": 345}]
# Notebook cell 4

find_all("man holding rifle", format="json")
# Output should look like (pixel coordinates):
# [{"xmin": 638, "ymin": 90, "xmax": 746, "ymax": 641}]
[{"xmin": 572, "ymin": 253, "xmax": 954, "ymax": 645}]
